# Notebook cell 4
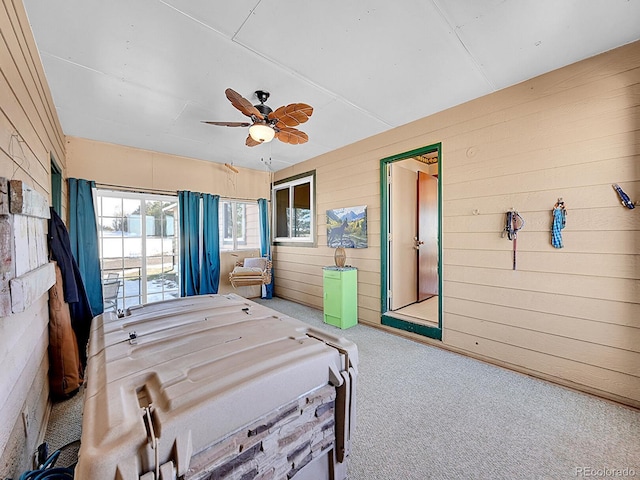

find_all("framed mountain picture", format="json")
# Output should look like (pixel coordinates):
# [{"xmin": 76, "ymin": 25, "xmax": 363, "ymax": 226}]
[{"xmin": 326, "ymin": 205, "xmax": 367, "ymax": 248}]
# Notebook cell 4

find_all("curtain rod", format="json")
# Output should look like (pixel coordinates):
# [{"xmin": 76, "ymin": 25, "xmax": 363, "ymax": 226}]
[
  {"xmin": 94, "ymin": 182, "xmax": 270, "ymax": 202},
  {"xmin": 95, "ymin": 182, "xmax": 175, "ymax": 195}
]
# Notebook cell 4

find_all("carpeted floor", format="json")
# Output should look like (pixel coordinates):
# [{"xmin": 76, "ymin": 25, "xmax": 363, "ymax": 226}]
[
  {"xmin": 44, "ymin": 296, "xmax": 640, "ymax": 479},
  {"xmin": 42, "ymin": 386, "xmax": 83, "ymax": 470},
  {"xmin": 254, "ymin": 297, "xmax": 640, "ymax": 480}
]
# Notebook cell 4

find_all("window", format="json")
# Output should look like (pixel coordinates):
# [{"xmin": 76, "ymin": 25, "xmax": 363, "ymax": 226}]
[
  {"xmin": 219, "ymin": 199, "xmax": 260, "ymax": 251},
  {"xmin": 95, "ymin": 190, "xmax": 179, "ymax": 310},
  {"xmin": 272, "ymin": 172, "xmax": 315, "ymax": 244}
]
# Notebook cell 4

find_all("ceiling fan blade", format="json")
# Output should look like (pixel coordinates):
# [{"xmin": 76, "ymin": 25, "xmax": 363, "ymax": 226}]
[
  {"xmin": 225, "ymin": 88, "xmax": 263, "ymax": 120},
  {"xmin": 271, "ymin": 103, "xmax": 313, "ymax": 128},
  {"xmin": 201, "ymin": 121, "xmax": 251, "ymax": 127},
  {"xmin": 275, "ymin": 127, "xmax": 309, "ymax": 145},
  {"xmin": 245, "ymin": 135, "xmax": 262, "ymax": 147}
]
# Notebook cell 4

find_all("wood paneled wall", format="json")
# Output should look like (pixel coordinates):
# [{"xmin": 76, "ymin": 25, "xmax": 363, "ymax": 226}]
[
  {"xmin": 65, "ymin": 136, "xmax": 271, "ymax": 201},
  {"xmin": 273, "ymin": 41, "xmax": 640, "ymax": 408},
  {"xmin": 0, "ymin": 0, "xmax": 66, "ymax": 477}
]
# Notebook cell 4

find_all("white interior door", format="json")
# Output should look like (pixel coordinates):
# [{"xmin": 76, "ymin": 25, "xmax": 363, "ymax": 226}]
[{"xmin": 390, "ymin": 163, "xmax": 417, "ymax": 310}]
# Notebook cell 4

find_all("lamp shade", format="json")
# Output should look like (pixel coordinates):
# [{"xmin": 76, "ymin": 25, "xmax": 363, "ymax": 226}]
[{"xmin": 249, "ymin": 124, "xmax": 276, "ymax": 143}]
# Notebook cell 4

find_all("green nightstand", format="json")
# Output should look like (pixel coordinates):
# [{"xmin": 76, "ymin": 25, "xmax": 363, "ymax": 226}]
[{"xmin": 323, "ymin": 266, "xmax": 358, "ymax": 329}]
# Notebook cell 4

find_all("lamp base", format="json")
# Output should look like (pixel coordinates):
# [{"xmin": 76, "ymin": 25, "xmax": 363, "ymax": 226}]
[{"xmin": 334, "ymin": 247, "xmax": 347, "ymax": 268}]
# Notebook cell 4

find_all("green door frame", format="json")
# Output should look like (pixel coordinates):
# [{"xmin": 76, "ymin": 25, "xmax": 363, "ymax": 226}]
[
  {"xmin": 380, "ymin": 143, "xmax": 443, "ymax": 340},
  {"xmin": 50, "ymin": 154, "xmax": 62, "ymax": 215}
]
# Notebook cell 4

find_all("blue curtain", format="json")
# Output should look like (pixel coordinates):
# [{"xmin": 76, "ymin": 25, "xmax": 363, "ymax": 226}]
[
  {"xmin": 179, "ymin": 191, "xmax": 201, "ymax": 296},
  {"xmin": 68, "ymin": 178, "xmax": 103, "ymax": 315},
  {"xmin": 258, "ymin": 198, "xmax": 273, "ymax": 299},
  {"xmin": 200, "ymin": 194, "xmax": 220, "ymax": 294}
]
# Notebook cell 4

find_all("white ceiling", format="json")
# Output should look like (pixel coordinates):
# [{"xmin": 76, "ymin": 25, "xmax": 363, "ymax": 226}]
[{"xmin": 23, "ymin": 0, "xmax": 640, "ymax": 172}]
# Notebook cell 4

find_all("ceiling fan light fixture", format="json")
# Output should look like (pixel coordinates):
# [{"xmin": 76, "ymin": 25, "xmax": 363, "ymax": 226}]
[{"xmin": 249, "ymin": 123, "xmax": 275, "ymax": 143}]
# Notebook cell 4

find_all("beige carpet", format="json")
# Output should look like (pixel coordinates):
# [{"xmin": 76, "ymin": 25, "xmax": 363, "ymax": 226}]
[{"xmin": 42, "ymin": 387, "xmax": 83, "ymax": 469}]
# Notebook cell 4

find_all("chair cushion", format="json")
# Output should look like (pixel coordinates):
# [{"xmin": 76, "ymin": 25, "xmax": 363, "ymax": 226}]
[
  {"xmin": 243, "ymin": 257, "xmax": 267, "ymax": 270},
  {"xmin": 231, "ymin": 266, "xmax": 264, "ymax": 276}
]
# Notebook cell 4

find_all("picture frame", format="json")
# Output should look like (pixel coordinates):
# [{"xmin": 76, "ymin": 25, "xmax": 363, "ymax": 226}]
[{"xmin": 326, "ymin": 205, "xmax": 367, "ymax": 248}]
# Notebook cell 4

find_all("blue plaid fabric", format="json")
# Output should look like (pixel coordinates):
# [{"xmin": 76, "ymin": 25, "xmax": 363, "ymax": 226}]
[{"xmin": 551, "ymin": 208, "xmax": 566, "ymax": 248}]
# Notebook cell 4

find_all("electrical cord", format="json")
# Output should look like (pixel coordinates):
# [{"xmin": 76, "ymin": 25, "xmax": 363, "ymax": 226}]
[
  {"xmin": 20, "ymin": 467, "xmax": 73, "ymax": 480},
  {"xmin": 19, "ymin": 446, "xmax": 75, "ymax": 480}
]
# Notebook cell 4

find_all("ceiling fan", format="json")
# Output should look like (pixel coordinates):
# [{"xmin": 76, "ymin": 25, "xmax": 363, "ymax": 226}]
[{"xmin": 203, "ymin": 88, "xmax": 313, "ymax": 147}]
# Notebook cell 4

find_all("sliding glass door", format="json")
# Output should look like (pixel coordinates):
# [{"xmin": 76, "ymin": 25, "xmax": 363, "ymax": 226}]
[{"xmin": 95, "ymin": 190, "xmax": 179, "ymax": 311}]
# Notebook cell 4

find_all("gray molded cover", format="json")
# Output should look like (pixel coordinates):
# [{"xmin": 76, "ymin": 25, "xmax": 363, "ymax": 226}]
[{"xmin": 76, "ymin": 294, "xmax": 358, "ymax": 480}]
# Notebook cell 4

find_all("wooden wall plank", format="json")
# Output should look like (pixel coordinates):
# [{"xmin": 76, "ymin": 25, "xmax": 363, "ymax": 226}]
[
  {"xmin": 445, "ymin": 156, "xmax": 639, "ymax": 200},
  {"xmin": 446, "ymin": 297, "xmax": 640, "ymax": 354},
  {"xmin": 10, "ymin": 261, "xmax": 55, "ymax": 313},
  {"xmin": 445, "ymin": 264, "xmax": 639, "ymax": 303},
  {"xmin": 441, "ymin": 99, "xmax": 639, "ymax": 173},
  {"xmin": 443, "ymin": 207, "xmax": 640, "ymax": 234},
  {"xmin": 318, "ymin": 195, "xmax": 379, "ymax": 212},
  {"xmin": 358, "ymin": 294, "xmax": 380, "ymax": 313},
  {"xmin": 277, "ymin": 246, "xmax": 380, "ymax": 263},
  {"xmin": 276, "ymin": 277, "xmax": 323, "ymax": 298},
  {"xmin": 446, "ymin": 249, "xmax": 639, "ymax": 280},
  {"xmin": 445, "ymin": 134, "xmax": 640, "ymax": 185},
  {"xmin": 0, "ymin": 54, "xmax": 49, "ymax": 183},
  {"xmin": 0, "ymin": 297, "xmax": 48, "ymax": 453},
  {"xmin": 1, "ymin": 353, "xmax": 49, "ymax": 480},
  {"xmin": 439, "ymin": 81, "xmax": 640, "ymax": 156},
  {"xmin": 0, "ymin": 177, "xmax": 8, "ymax": 215},
  {"xmin": 0, "ymin": 117, "xmax": 50, "ymax": 206},
  {"xmin": 317, "ymin": 167, "xmax": 379, "ymax": 191},
  {"xmin": 0, "ymin": 1, "xmax": 64, "ymax": 157},
  {"xmin": 276, "ymin": 269, "xmax": 322, "ymax": 287},
  {"xmin": 444, "ymin": 329, "xmax": 640, "ymax": 404},
  {"xmin": 11, "ymin": 215, "xmax": 48, "ymax": 277},
  {"xmin": 444, "ymin": 281, "xmax": 640, "ymax": 328},
  {"xmin": 10, "ymin": 214, "xmax": 28, "ymax": 276},
  {"xmin": 446, "ymin": 313, "xmax": 640, "ymax": 377},
  {"xmin": 273, "ymin": 288, "xmax": 321, "ymax": 310},
  {"xmin": 0, "ymin": 111, "xmax": 49, "ymax": 194},
  {"xmin": 445, "ymin": 178, "xmax": 640, "ymax": 216},
  {"xmin": 275, "ymin": 266, "xmax": 375, "ymax": 290},
  {"xmin": 445, "ymin": 231, "xmax": 639, "ymax": 255},
  {"xmin": 8, "ymin": 179, "xmax": 50, "ymax": 218},
  {"xmin": 358, "ymin": 308, "xmax": 381, "ymax": 325}
]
